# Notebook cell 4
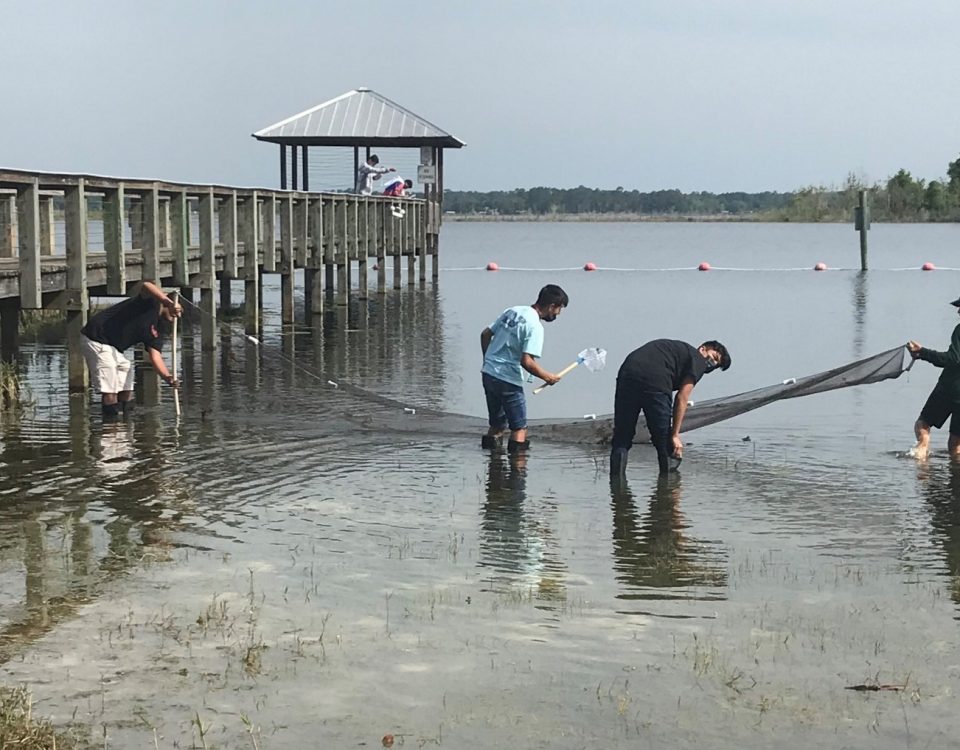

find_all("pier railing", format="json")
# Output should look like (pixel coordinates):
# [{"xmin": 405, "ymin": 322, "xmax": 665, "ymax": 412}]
[{"xmin": 0, "ymin": 168, "xmax": 442, "ymax": 390}]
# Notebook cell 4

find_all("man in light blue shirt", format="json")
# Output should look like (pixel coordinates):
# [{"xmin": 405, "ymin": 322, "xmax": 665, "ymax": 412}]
[{"xmin": 481, "ymin": 284, "xmax": 569, "ymax": 453}]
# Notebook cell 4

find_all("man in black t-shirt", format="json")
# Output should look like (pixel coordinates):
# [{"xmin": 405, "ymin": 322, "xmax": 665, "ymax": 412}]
[
  {"xmin": 611, "ymin": 339, "xmax": 731, "ymax": 478},
  {"xmin": 79, "ymin": 281, "xmax": 182, "ymax": 420}
]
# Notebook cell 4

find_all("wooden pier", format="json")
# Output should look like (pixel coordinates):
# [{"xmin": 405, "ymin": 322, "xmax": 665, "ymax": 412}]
[{"xmin": 0, "ymin": 168, "xmax": 441, "ymax": 392}]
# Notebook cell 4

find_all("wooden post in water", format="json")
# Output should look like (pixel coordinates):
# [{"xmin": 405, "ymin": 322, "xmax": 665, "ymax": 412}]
[
  {"xmin": 323, "ymin": 197, "xmax": 336, "ymax": 297},
  {"xmin": 337, "ymin": 198, "xmax": 349, "ymax": 307},
  {"xmin": 169, "ymin": 190, "xmax": 189, "ymax": 287},
  {"xmin": 309, "ymin": 196, "xmax": 325, "ymax": 317},
  {"xmin": 358, "ymin": 198, "xmax": 369, "ymax": 300},
  {"xmin": 141, "ymin": 185, "xmax": 161, "ymax": 283},
  {"xmin": 279, "ymin": 195, "xmax": 295, "ymax": 324},
  {"xmin": 63, "ymin": 180, "xmax": 88, "ymax": 393},
  {"xmin": 198, "ymin": 188, "xmax": 218, "ymax": 352},
  {"xmin": 219, "ymin": 192, "xmax": 238, "ymax": 314},
  {"xmin": 417, "ymin": 202, "xmax": 426, "ymax": 287},
  {"xmin": 39, "ymin": 196, "xmax": 54, "ymax": 256},
  {"xmin": 377, "ymin": 201, "xmax": 387, "ymax": 293},
  {"xmin": 103, "ymin": 185, "xmax": 126, "ymax": 295},
  {"xmin": 406, "ymin": 203, "xmax": 415, "ymax": 287},
  {"xmin": 392, "ymin": 204, "xmax": 401, "ymax": 291},
  {"xmin": 16, "ymin": 178, "xmax": 42, "ymax": 310},
  {"xmin": 261, "ymin": 194, "xmax": 277, "ymax": 274},
  {"xmin": 856, "ymin": 189, "xmax": 869, "ymax": 271},
  {"xmin": 0, "ymin": 195, "xmax": 14, "ymax": 258},
  {"xmin": 240, "ymin": 192, "xmax": 259, "ymax": 337}
]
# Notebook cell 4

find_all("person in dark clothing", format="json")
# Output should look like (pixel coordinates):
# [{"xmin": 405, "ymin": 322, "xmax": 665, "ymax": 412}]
[
  {"xmin": 79, "ymin": 281, "xmax": 182, "ymax": 420},
  {"xmin": 907, "ymin": 295, "xmax": 960, "ymax": 460},
  {"xmin": 610, "ymin": 339, "xmax": 731, "ymax": 478}
]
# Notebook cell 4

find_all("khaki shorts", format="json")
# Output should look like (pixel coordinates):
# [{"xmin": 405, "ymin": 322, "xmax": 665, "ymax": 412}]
[{"xmin": 80, "ymin": 334, "xmax": 135, "ymax": 394}]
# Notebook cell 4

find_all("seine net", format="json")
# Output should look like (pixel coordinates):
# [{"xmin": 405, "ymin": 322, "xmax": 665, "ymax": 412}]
[{"xmin": 342, "ymin": 346, "xmax": 910, "ymax": 443}]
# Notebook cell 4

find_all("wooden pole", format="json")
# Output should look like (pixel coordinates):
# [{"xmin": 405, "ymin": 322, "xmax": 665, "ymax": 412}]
[
  {"xmin": 199, "ymin": 188, "xmax": 218, "ymax": 352},
  {"xmin": 857, "ymin": 189, "xmax": 869, "ymax": 271},
  {"xmin": 64, "ymin": 179, "xmax": 89, "ymax": 393},
  {"xmin": 302, "ymin": 147, "xmax": 309, "ymax": 191},
  {"xmin": 291, "ymin": 146, "xmax": 299, "ymax": 191},
  {"xmin": 280, "ymin": 145, "xmax": 287, "ymax": 190}
]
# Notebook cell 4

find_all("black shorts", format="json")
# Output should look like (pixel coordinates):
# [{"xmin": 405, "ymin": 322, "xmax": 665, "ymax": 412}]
[{"xmin": 919, "ymin": 387, "xmax": 960, "ymax": 435}]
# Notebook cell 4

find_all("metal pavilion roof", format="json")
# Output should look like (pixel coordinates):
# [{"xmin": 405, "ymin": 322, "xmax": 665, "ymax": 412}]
[{"xmin": 252, "ymin": 88, "xmax": 465, "ymax": 148}]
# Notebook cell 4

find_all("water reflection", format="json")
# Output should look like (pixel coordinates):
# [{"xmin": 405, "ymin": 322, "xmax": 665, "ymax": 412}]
[
  {"xmin": 478, "ymin": 452, "xmax": 567, "ymax": 607},
  {"xmin": 609, "ymin": 475, "xmax": 727, "ymax": 609},
  {"xmin": 851, "ymin": 271, "xmax": 868, "ymax": 358},
  {"xmin": 918, "ymin": 461, "xmax": 960, "ymax": 615},
  {"xmin": 0, "ymin": 405, "xmax": 190, "ymax": 663}
]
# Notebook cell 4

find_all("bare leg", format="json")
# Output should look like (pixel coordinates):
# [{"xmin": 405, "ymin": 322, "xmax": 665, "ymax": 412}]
[
  {"xmin": 117, "ymin": 389, "xmax": 133, "ymax": 403},
  {"xmin": 510, "ymin": 427, "xmax": 527, "ymax": 443},
  {"xmin": 948, "ymin": 433, "xmax": 960, "ymax": 459},
  {"xmin": 910, "ymin": 419, "xmax": 931, "ymax": 460},
  {"xmin": 102, "ymin": 392, "xmax": 118, "ymax": 406}
]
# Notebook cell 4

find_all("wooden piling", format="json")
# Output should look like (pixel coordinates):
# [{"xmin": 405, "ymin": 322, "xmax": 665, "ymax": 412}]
[
  {"xmin": 279, "ymin": 195, "xmax": 295, "ymax": 324},
  {"xmin": 392, "ymin": 204, "xmax": 401, "ymax": 290},
  {"xmin": 0, "ymin": 196, "xmax": 14, "ymax": 258},
  {"xmin": 198, "ymin": 188, "xmax": 217, "ymax": 352},
  {"xmin": 309, "ymin": 197, "xmax": 324, "ymax": 316},
  {"xmin": 103, "ymin": 185, "xmax": 126, "ymax": 295},
  {"xmin": 377, "ymin": 201, "xmax": 387, "ymax": 293},
  {"xmin": 261, "ymin": 194, "xmax": 277, "ymax": 274},
  {"xmin": 857, "ymin": 189, "xmax": 869, "ymax": 272},
  {"xmin": 63, "ymin": 180, "xmax": 88, "ymax": 393},
  {"xmin": 39, "ymin": 196, "xmax": 54, "ymax": 256},
  {"xmin": 141, "ymin": 185, "xmax": 161, "ymax": 282},
  {"xmin": 219, "ymin": 191, "xmax": 238, "ymax": 279},
  {"xmin": 240, "ymin": 192, "xmax": 259, "ymax": 337},
  {"xmin": 169, "ymin": 190, "xmax": 189, "ymax": 287},
  {"xmin": 337, "ymin": 198, "xmax": 349, "ymax": 307},
  {"xmin": 358, "ymin": 198, "xmax": 369, "ymax": 300},
  {"xmin": 322, "ymin": 197, "xmax": 335, "ymax": 296},
  {"xmin": 16, "ymin": 179, "xmax": 42, "ymax": 309}
]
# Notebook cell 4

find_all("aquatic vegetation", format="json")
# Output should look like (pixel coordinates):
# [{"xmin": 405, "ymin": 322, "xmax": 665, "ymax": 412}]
[{"xmin": 0, "ymin": 685, "xmax": 91, "ymax": 749}]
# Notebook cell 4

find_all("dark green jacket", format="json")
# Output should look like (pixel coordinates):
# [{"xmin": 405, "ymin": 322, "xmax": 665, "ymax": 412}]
[{"xmin": 919, "ymin": 323, "xmax": 960, "ymax": 402}]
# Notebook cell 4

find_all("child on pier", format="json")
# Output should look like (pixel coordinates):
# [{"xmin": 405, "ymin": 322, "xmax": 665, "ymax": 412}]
[{"xmin": 79, "ymin": 281, "xmax": 182, "ymax": 420}]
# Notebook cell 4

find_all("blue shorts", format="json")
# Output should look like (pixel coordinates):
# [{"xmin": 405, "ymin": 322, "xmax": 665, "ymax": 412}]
[{"xmin": 482, "ymin": 372, "xmax": 527, "ymax": 432}]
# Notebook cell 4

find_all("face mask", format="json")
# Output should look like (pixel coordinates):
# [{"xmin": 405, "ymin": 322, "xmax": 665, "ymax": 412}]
[
  {"xmin": 542, "ymin": 313, "xmax": 557, "ymax": 322},
  {"xmin": 703, "ymin": 358, "xmax": 719, "ymax": 373}
]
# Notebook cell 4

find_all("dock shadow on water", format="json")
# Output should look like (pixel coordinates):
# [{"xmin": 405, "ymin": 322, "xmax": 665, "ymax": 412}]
[{"xmin": 3, "ymin": 227, "xmax": 960, "ymax": 746}]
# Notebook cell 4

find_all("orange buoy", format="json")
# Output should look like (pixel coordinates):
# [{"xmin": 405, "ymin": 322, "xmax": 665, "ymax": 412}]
[
  {"xmin": 698, "ymin": 262, "xmax": 711, "ymax": 271},
  {"xmin": 814, "ymin": 262, "xmax": 827, "ymax": 271},
  {"xmin": 583, "ymin": 262, "xmax": 597, "ymax": 271},
  {"xmin": 922, "ymin": 262, "xmax": 935, "ymax": 271},
  {"xmin": 486, "ymin": 262, "xmax": 499, "ymax": 271}
]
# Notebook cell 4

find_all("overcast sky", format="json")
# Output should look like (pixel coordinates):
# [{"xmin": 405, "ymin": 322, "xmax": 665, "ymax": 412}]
[{"xmin": 2, "ymin": 1, "xmax": 958, "ymax": 193}]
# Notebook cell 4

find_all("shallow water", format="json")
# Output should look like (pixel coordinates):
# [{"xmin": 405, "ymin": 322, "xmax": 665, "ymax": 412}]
[{"xmin": 2, "ymin": 221, "xmax": 960, "ymax": 748}]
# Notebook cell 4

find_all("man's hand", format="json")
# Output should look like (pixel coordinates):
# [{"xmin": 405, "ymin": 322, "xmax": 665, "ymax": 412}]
[
  {"xmin": 671, "ymin": 435, "xmax": 684, "ymax": 458},
  {"xmin": 540, "ymin": 372, "xmax": 561, "ymax": 386},
  {"xmin": 162, "ymin": 297, "xmax": 183, "ymax": 318},
  {"xmin": 907, "ymin": 340, "xmax": 922, "ymax": 359},
  {"xmin": 163, "ymin": 374, "xmax": 180, "ymax": 388}
]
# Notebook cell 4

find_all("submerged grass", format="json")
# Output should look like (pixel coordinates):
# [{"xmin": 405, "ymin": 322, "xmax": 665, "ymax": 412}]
[{"xmin": 0, "ymin": 685, "xmax": 91, "ymax": 749}]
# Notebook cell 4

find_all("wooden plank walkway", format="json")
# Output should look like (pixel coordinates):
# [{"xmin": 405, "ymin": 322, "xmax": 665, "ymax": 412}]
[{"xmin": 0, "ymin": 168, "xmax": 442, "ymax": 392}]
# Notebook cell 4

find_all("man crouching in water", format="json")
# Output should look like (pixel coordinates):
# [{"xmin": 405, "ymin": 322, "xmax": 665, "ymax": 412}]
[
  {"xmin": 610, "ymin": 339, "xmax": 731, "ymax": 478},
  {"xmin": 79, "ymin": 281, "xmax": 182, "ymax": 420}
]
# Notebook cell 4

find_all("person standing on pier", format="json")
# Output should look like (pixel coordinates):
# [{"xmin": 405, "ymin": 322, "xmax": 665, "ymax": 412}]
[
  {"xmin": 907, "ymin": 295, "xmax": 960, "ymax": 460},
  {"xmin": 79, "ymin": 281, "xmax": 182, "ymax": 420},
  {"xmin": 480, "ymin": 284, "xmax": 568, "ymax": 454},
  {"xmin": 610, "ymin": 339, "xmax": 731, "ymax": 478},
  {"xmin": 355, "ymin": 154, "xmax": 396, "ymax": 195}
]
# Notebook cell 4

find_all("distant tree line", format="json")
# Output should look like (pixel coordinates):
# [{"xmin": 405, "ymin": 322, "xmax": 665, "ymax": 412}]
[{"xmin": 442, "ymin": 155, "xmax": 960, "ymax": 222}]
